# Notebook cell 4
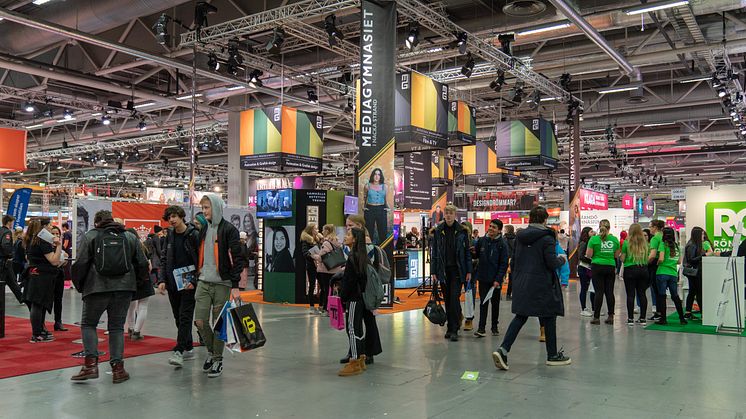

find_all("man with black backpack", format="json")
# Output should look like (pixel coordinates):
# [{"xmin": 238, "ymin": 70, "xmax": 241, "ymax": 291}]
[
  {"xmin": 70, "ymin": 210, "xmax": 149, "ymax": 384},
  {"xmin": 1, "ymin": 215, "xmax": 24, "ymax": 304},
  {"xmin": 157, "ymin": 205, "xmax": 200, "ymax": 368},
  {"xmin": 473, "ymin": 219, "xmax": 509, "ymax": 337}
]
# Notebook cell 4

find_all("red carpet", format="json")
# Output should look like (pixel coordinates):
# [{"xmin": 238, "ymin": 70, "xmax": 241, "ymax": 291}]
[{"xmin": 0, "ymin": 316, "xmax": 179, "ymax": 380}]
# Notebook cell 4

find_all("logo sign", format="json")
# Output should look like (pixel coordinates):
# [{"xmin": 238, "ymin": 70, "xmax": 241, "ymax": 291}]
[
  {"xmin": 600, "ymin": 240, "xmax": 615, "ymax": 249},
  {"xmin": 705, "ymin": 201, "xmax": 746, "ymax": 252},
  {"xmin": 643, "ymin": 196, "xmax": 655, "ymax": 218},
  {"xmin": 671, "ymin": 188, "xmax": 685, "ymax": 201},
  {"xmin": 242, "ymin": 316, "xmax": 256, "ymax": 333},
  {"xmin": 579, "ymin": 189, "xmax": 608, "ymax": 211},
  {"xmin": 622, "ymin": 194, "xmax": 634, "ymax": 210}
]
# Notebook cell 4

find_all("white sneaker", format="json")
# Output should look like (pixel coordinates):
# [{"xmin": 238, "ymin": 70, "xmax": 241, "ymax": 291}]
[
  {"xmin": 168, "ymin": 351, "xmax": 184, "ymax": 367},
  {"xmin": 207, "ymin": 360, "xmax": 223, "ymax": 378},
  {"xmin": 183, "ymin": 349, "xmax": 195, "ymax": 360},
  {"xmin": 580, "ymin": 309, "xmax": 593, "ymax": 317}
]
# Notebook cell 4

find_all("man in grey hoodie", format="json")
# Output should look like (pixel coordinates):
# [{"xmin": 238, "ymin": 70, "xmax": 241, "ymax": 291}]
[{"xmin": 193, "ymin": 194, "xmax": 244, "ymax": 378}]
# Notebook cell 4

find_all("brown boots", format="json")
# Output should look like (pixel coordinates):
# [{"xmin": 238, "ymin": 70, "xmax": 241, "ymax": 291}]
[
  {"xmin": 71, "ymin": 355, "xmax": 99, "ymax": 381},
  {"xmin": 338, "ymin": 355, "xmax": 366, "ymax": 377},
  {"xmin": 70, "ymin": 356, "xmax": 129, "ymax": 383},
  {"xmin": 539, "ymin": 327, "xmax": 546, "ymax": 342}
]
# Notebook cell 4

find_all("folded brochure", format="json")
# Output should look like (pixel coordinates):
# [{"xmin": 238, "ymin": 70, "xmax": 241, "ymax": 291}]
[{"xmin": 173, "ymin": 265, "xmax": 196, "ymax": 291}]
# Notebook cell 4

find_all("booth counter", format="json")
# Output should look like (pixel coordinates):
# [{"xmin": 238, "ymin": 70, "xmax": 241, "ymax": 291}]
[
  {"xmin": 394, "ymin": 248, "xmax": 430, "ymax": 288},
  {"xmin": 701, "ymin": 256, "xmax": 744, "ymax": 328}
]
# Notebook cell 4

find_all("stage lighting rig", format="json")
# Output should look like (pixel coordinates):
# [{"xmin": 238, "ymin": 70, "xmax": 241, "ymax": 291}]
[
  {"xmin": 405, "ymin": 23, "xmax": 420, "ymax": 50},
  {"xmin": 498, "ymin": 33, "xmax": 515, "ymax": 56},
  {"xmin": 460, "ymin": 54, "xmax": 475, "ymax": 78},
  {"xmin": 266, "ymin": 27, "xmax": 286, "ymax": 54},
  {"xmin": 489, "ymin": 70, "xmax": 505, "ymax": 92},
  {"xmin": 195, "ymin": 2, "xmax": 217, "ymax": 29},
  {"xmin": 324, "ymin": 15, "xmax": 345, "ymax": 47}
]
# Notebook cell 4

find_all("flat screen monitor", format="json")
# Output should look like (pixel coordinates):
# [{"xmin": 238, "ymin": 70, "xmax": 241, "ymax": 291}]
[
  {"xmin": 256, "ymin": 189, "xmax": 292, "ymax": 219},
  {"xmin": 344, "ymin": 195, "xmax": 359, "ymax": 215}
]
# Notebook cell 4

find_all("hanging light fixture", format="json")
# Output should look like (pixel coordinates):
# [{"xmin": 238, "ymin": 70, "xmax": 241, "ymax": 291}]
[{"xmin": 405, "ymin": 23, "xmax": 420, "ymax": 50}]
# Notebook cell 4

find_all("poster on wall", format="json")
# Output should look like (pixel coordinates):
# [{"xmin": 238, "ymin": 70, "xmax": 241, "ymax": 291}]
[
  {"xmin": 224, "ymin": 206, "xmax": 258, "ymax": 239},
  {"xmin": 448, "ymin": 100, "xmax": 477, "ymax": 146},
  {"xmin": 465, "ymin": 191, "xmax": 537, "ymax": 212},
  {"xmin": 403, "ymin": 151, "xmax": 432, "ymax": 209},
  {"xmin": 146, "ymin": 187, "xmax": 185, "ymax": 204},
  {"xmin": 393, "ymin": 71, "xmax": 449, "ymax": 152},
  {"xmin": 580, "ymin": 209, "xmax": 635, "ymax": 237},
  {"xmin": 264, "ymin": 225, "xmax": 296, "ymax": 273},
  {"xmin": 430, "ymin": 185, "xmax": 453, "ymax": 227},
  {"xmin": 493, "ymin": 118, "xmax": 558, "ymax": 170},
  {"xmin": 73, "ymin": 199, "xmax": 113, "ymax": 259}
]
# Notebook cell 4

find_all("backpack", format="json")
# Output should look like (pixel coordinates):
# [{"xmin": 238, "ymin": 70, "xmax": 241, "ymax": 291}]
[
  {"xmin": 94, "ymin": 228, "xmax": 132, "ymax": 276},
  {"xmin": 362, "ymin": 262, "xmax": 385, "ymax": 311},
  {"xmin": 371, "ymin": 245, "xmax": 391, "ymax": 285}
]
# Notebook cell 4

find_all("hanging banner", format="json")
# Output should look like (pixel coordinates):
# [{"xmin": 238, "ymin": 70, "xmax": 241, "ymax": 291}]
[
  {"xmin": 403, "ymin": 151, "xmax": 432, "ymax": 210},
  {"xmin": 431, "ymin": 150, "xmax": 453, "ymax": 186},
  {"xmin": 494, "ymin": 118, "xmax": 558, "ymax": 170},
  {"xmin": 462, "ymin": 140, "xmax": 520, "ymax": 186},
  {"xmin": 431, "ymin": 185, "xmax": 453, "ymax": 227},
  {"xmin": 394, "ymin": 71, "xmax": 449, "ymax": 152},
  {"xmin": 671, "ymin": 188, "xmax": 686, "ymax": 201},
  {"xmin": 622, "ymin": 193, "xmax": 635, "ymax": 210},
  {"xmin": 567, "ymin": 114, "xmax": 581, "ymax": 276},
  {"xmin": 358, "ymin": 0, "xmax": 396, "ymax": 307},
  {"xmin": 579, "ymin": 188, "xmax": 609, "ymax": 211},
  {"xmin": 448, "ymin": 100, "xmax": 477, "ymax": 146},
  {"xmin": 643, "ymin": 195, "xmax": 656, "ymax": 218},
  {"xmin": 7, "ymin": 188, "xmax": 32, "ymax": 229},
  {"xmin": 465, "ymin": 191, "xmax": 537, "ymax": 212},
  {"xmin": 0, "ymin": 128, "xmax": 28, "ymax": 173}
]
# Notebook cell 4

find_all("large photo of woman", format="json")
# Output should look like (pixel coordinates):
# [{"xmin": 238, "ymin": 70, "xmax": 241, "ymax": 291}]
[
  {"xmin": 363, "ymin": 168, "xmax": 390, "ymax": 245},
  {"xmin": 265, "ymin": 225, "xmax": 296, "ymax": 273}
]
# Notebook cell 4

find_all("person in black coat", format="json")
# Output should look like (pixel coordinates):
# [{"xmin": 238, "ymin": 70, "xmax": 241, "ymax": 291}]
[{"xmin": 491, "ymin": 206, "xmax": 571, "ymax": 371}]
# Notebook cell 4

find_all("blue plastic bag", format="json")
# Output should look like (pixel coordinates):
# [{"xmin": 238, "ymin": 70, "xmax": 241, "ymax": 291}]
[{"xmin": 556, "ymin": 242, "xmax": 570, "ymax": 287}]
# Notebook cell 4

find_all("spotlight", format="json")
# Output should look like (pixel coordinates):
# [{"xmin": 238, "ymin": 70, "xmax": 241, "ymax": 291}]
[
  {"xmin": 207, "ymin": 52, "xmax": 220, "ymax": 71},
  {"xmin": 559, "ymin": 73, "xmax": 572, "ymax": 91},
  {"xmin": 489, "ymin": 70, "xmax": 505, "ymax": 92},
  {"xmin": 324, "ymin": 15, "xmax": 344, "ymax": 47},
  {"xmin": 497, "ymin": 33, "xmax": 515, "ymax": 56},
  {"xmin": 740, "ymin": 125, "xmax": 746, "ymax": 135},
  {"xmin": 153, "ymin": 14, "xmax": 170, "ymax": 45},
  {"xmin": 711, "ymin": 74, "xmax": 722, "ymax": 88},
  {"xmin": 510, "ymin": 85, "xmax": 524, "ymax": 102},
  {"xmin": 717, "ymin": 88, "xmax": 727, "ymax": 98},
  {"xmin": 460, "ymin": 53, "xmax": 475, "ymax": 78},
  {"xmin": 138, "ymin": 119, "xmax": 147, "ymax": 131},
  {"xmin": 248, "ymin": 69, "xmax": 263, "ymax": 88},
  {"xmin": 63, "ymin": 109, "xmax": 73, "ymax": 120},
  {"xmin": 226, "ymin": 38, "xmax": 243, "ymax": 76},
  {"xmin": 194, "ymin": 2, "xmax": 217, "ymax": 28},
  {"xmin": 583, "ymin": 141, "xmax": 591, "ymax": 154},
  {"xmin": 23, "ymin": 102, "xmax": 36, "ymax": 113},
  {"xmin": 730, "ymin": 107, "xmax": 738, "ymax": 117},
  {"xmin": 42, "ymin": 109, "xmax": 54, "ymax": 118},
  {"xmin": 62, "ymin": 140, "xmax": 69, "ymax": 148},
  {"xmin": 307, "ymin": 88, "xmax": 318, "ymax": 104},
  {"xmin": 454, "ymin": 32, "xmax": 468, "ymax": 54},
  {"xmin": 102, "ymin": 115, "xmax": 112, "ymax": 125},
  {"xmin": 529, "ymin": 90, "xmax": 541, "ymax": 109},
  {"xmin": 405, "ymin": 23, "xmax": 420, "ymax": 50},
  {"xmin": 344, "ymin": 97, "xmax": 353, "ymax": 113},
  {"xmin": 266, "ymin": 27, "xmax": 285, "ymax": 54}
]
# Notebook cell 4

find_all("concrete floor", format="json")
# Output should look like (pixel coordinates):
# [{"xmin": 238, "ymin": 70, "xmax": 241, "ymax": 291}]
[{"xmin": 2, "ymin": 283, "xmax": 745, "ymax": 419}]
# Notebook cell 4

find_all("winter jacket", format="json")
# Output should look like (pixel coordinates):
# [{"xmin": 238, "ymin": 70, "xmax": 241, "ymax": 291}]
[
  {"xmin": 474, "ymin": 234, "xmax": 509, "ymax": 284},
  {"xmin": 300, "ymin": 237, "xmax": 318, "ymax": 273},
  {"xmin": 71, "ymin": 220, "xmax": 150, "ymax": 298},
  {"xmin": 431, "ymin": 221, "xmax": 472, "ymax": 284},
  {"xmin": 0, "ymin": 226, "xmax": 13, "ymax": 260},
  {"xmin": 340, "ymin": 257, "xmax": 366, "ymax": 303},
  {"xmin": 578, "ymin": 240, "xmax": 592, "ymax": 269},
  {"xmin": 158, "ymin": 225, "xmax": 201, "ymax": 292},
  {"xmin": 510, "ymin": 224, "xmax": 566, "ymax": 317},
  {"xmin": 197, "ymin": 195, "xmax": 244, "ymax": 288},
  {"xmin": 146, "ymin": 234, "xmax": 165, "ymax": 270},
  {"xmin": 504, "ymin": 232, "xmax": 516, "ymax": 259}
]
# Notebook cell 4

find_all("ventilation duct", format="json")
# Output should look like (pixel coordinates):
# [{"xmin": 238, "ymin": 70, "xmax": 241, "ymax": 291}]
[{"xmin": 503, "ymin": 1, "xmax": 548, "ymax": 17}]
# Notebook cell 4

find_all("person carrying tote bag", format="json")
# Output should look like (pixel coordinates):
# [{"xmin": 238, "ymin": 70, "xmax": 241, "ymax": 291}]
[{"xmin": 313, "ymin": 224, "xmax": 345, "ymax": 315}]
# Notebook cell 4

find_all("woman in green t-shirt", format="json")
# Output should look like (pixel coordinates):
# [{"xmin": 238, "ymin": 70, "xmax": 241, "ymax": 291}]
[
  {"xmin": 620, "ymin": 224, "xmax": 649, "ymax": 325},
  {"xmin": 683, "ymin": 227, "xmax": 716, "ymax": 319},
  {"xmin": 585, "ymin": 219, "xmax": 621, "ymax": 325},
  {"xmin": 655, "ymin": 227, "xmax": 686, "ymax": 325}
]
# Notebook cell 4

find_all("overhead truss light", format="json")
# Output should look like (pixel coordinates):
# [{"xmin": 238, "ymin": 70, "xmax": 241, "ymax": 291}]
[
  {"xmin": 405, "ymin": 22, "xmax": 420, "ymax": 50},
  {"xmin": 624, "ymin": 0, "xmax": 689, "ymax": 16},
  {"xmin": 32, "ymin": 0, "xmax": 52, "ymax": 5},
  {"xmin": 597, "ymin": 84, "xmax": 642, "ymax": 94},
  {"xmin": 307, "ymin": 88, "xmax": 318, "ymax": 104},
  {"xmin": 248, "ymin": 69, "xmax": 263, "ymax": 88},
  {"xmin": 63, "ymin": 109, "xmax": 73, "ymax": 120},
  {"xmin": 453, "ymin": 32, "xmax": 468, "ymax": 55},
  {"xmin": 23, "ymin": 102, "xmax": 36, "ymax": 112},
  {"xmin": 324, "ymin": 14, "xmax": 345, "ymax": 47},
  {"xmin": 194, "ymin": 2, "xmax": 218, "ymax": 28},
  {"xmin": 460, "ymin": 53, "xmax": 475, "ymax": 78},
  {"xmin": 226, "ymin": 38, "xmax": 244, "ymax": 76},
  {"xmin": 266, "ymin": 27, "xmax": 286, "ymax": 54},
  {"xmin": 153, "ymin": 14, "xmax": 170, "ymax": 45},
  {"xmin": 497, "ymin": 33, "xmax": 515, "ymax": 56},
  {"xmin": 207, "ymin": 52, "xmax": 220, "ymax": 71},
  {"xmin": 516, "ymin": 21, "xmax": 571, "ymax": 36},
  {"xmin": 489, "ymin": 70, "xmax": 505, "ymax": 92},
  {"xmin": 102, "ymin": 115, "xmax": 112, "ymax": 125}
]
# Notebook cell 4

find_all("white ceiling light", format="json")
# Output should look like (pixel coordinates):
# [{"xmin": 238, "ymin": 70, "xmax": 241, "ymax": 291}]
[
  {"xmin": 226, "ymin": 86, "xmax": 245, "ymax": 91},
  {"xmin": 133, "ymin": 102, "xmax": 156, "ymax": 109},
  {"xmin": 597, "ymin": 84, "xmax": 642, "ymax": 94},
  {"xmin": 32, "ymin": 0, "xmax": 52, "ymax": 4},
  {"xmin": 679, "ymin": 76, "xmax": 711, "ymax": 84},
  {"xmin": 516, "ymin": 21, "xmax": 571, "ymax": 36},
  {"xmin": 25, "ymin": 124, "xmax": 43, "ymax": 129},
  {"xmin": 624, "ymin": 0, "xmax": 689, "ymax": 16},
  {"xmin": 642, "ymin": 122, "xmax": 675, "ymax": 127},
  {"xmin": 176, "ymin": 93, "xmax": 204, "ymax": 100}
]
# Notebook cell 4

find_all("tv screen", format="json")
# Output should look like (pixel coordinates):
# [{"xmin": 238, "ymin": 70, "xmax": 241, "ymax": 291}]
[
  {"xmin": 344, "ymin": 195, "xmax": 359, "ymax": 215},
  {"xmin": 256, "ymin": 189, "xmax": 293, "ymax": 219}
]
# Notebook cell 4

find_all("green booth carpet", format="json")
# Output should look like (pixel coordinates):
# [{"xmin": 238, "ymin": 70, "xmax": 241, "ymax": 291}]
[{"xmin": 645, "ymin": 313, "xmax": 746, "ymax": 336}]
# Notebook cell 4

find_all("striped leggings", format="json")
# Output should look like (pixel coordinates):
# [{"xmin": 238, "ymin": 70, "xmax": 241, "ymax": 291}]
[{"xmin": 347, "ymin": 301, "xmax": 366, "ymax": 359}]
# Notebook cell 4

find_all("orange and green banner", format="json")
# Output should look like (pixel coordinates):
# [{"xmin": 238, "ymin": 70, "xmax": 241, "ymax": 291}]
[
  {"xmin": 462, "ymin": 140, "xmax": 520, "ymax": 186},
  {"xmin": 393, "ymin": 71, "xmax": 448, "ymax": 152},
  {"xmin": 493, "ymin": 118, "xmax": 558, "ymax": 170},
  {"xmin": 448, "ymin": 101, "xmax": 476, "ymax": 146}
]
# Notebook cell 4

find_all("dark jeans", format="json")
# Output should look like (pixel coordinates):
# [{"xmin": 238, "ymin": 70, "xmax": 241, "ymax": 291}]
[
  {"xmin": 167, "ymin": 288, "xmax": 196, "ymax": 353},
  {"xmin": 1, "ymin": 262, "xmax": 23, "ymax": 303},
  {"xmin": 623, "ymin": 265, "xmax": 649, "ymax": 320},
  {"xmin": 53, "ymin": 272, "xmax": 64, "ymax": 324},
  {"xmin": 477, "ymin": 279, "xmax": 500, "ymax": 332},
  {"xmin": 500, "ymin": 315, "xmax": 558, "ymax": 358},
  {"xmin": 307, "ymin": 267, "xmax": 318, "ymax": 308},
  {"xmin": 648, "ymin": 264, "xmax": 659, "ymax": 311},
  {"xmin": 442, "ymin": 266, "xmax": 462, "ymax": 334},
  {"xmin": 29, "ymin": 302, "xmax": 46, "ymax": 336},
  {"xmin": 364, "ymin": 205, "xmax": 387, "ymax": 245},
  {"xmin": 685, "ymin": 271, "xmax": 702, "ymax": 313},
  {"xmin": 591, "ymin": 264, "xmax": 616, "ymax": 318},
  {"xmin": 363, "ymin": 307, "xmax": 382, "ymax": 356},
  {"xmin": 317, "ymin": 272, "xmax": 333, "ymax": 311},
  {"xmin": 656, "ymin": 274, "xmax": 685, "ymax": 320},
  {"xmin": 81, "ymin": 291, "xmax": 132, "ymax": 364},
  {"xmin": 577, "ymin": 266, "xmax": 592, "ymax": 310}
]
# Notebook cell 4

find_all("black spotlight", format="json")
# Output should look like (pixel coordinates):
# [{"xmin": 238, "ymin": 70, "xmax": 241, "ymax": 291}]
[
  {"xmin": 324, "ymin": 15, "xmax": 345, "ymax": 47},
  {"xmin": 510, "ymin": 84, "xmax": 524, "ymax": 102},
  {"xmin": 405, "ymin": 23, "xmax": 420, "ymax": 50},
  {"xmin": 498, "ymin": 33, "xmax": 515, "ymax": 56},
  {"xmin": 460, "ymin": 53, "xmax": 475, "ymax": 78},
  {"xmin": 226, "ymin": 38, "xmax": 243, "ymax": 76},
  {"xmin": 583, "ymin": 141, "xmax": 591, "ymax": 154},
  {"xmin": 452, "ymin": 32, "xmax": 468, "ymax": 54},
  {"xmin": 307, "ymin": 88, "xmax": 318, "ymax": 104},
  {"xmin": 153, "ymin": 14, "xmax": 170, "ymax": 45},
  {"xmin": 266, "ymin": 27, "xmax": 285, "ymax": 54},
  {"xmin": 559, "ymin": 73, "xmax": 572, "ymax": 91},
  {"xmin": 717, "ymin": 87, "xmax": 727, "ymax": 98},
  {"xmin": 194, "ymin": 2, "xmax": 217, "ymax": 28},
  {"xmin": 344, "ymin": 97, "xmax": 353, "ymax": 113},
  {"xmin": 207, "ymin": 52, "xmax": 220, "ymax": 71},
  {"xmin": 248, "ymin": 69, "xmax": 263, "ymax": 88},
  {"xmin": 489, "ymin": 71, "xmax": 505, "ymax": 92},
  {"xmin": 529, "ymin": 90, "xmax": 541, "ymax": 110}
]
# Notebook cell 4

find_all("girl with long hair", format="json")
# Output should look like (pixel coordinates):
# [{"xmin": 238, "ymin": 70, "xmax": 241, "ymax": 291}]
[
  {"xmin": 683, "ymin": 226, "xmax": 713, "ymax": 320},
  {"xmin": 301, "ymin": 223, "xmax": 322, "ymax": 314},
  {"xmin": 313, "ymin": 224, "xmax": 344, "ymax": 314},
  {"xmin": 621, "ymin": 224, "xmax": 649, "ymax": 324},
  {"xmin": 23, "ymin": 217, "xmax": 65, "ymax": 342},
  {"xmin": 338, "ymin": 227, "xmax": 369, "ymax": 377},
  {"xmin": 363, "ymin": 168, "xmax": 388, "ymax": 245},
  {"xmin": 586, "ymin": 219, "xmax": 621, "ymax": 325},
  {"xmin": 655, "ymin": 227, "xmax": 687, "ymax": 325},
  {"xmin": 268, "ymin": 226, "xmax": 294, "ymax": 272},
  {"xmin": 50, "ymin": 225, "xmax": 69, "ymax": 331},
  {"xmin": 577, "ymin": 226, "xmax": 594, "ymax": 316}
]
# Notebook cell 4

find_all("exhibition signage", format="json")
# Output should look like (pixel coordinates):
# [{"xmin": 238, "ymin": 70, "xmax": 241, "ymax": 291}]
[
  {"xmin": 0, "ymin": 127, "xmax": 28, "ymax": 173},
  {"xmin": 358, "ymin": 0, "xmax": 396, "ymax": 307},
  {"xmin": 403, "ymin": 151, "xmax": 432, "ymax": 210},
  {"xmin": 705, "ymin": 201, "xmax": 746, "ymax": 252},
  {"xmin": 580, "ymin": 209, "xmax": 635, "ymax": 237},
  {"xmin": 466, "ymin": 191, "xmax": 537, "ymax": 212},
  {"xmin": 579, "ymin": 189, "xmax": 609, "ymax": 211},
  {"xmin": 448, "ymin": 100, "xmax": 477, "ymax": 146},
  {"xmin": 622, "ymin": 194, "xmax": 635, "ymax": 210},
  {"xmin": 394, "ymin": 71, "xmax": 449, "ymax": 151},
  {"xmin": 567, "ymin": 112, "xmax": 581, "ymax": 276},
  {"xmin": 239, "ymin": 105, "xmax": 324, "ymax": 173},
  {"xmin": 431, "ymin": 150, "xmax": 453, "ymax": 185},
  {"xmin": 493, "ymin": 118, "xmax": 559, "ymax": 170},
  {"xmin": 671, "ymin": 188, "xmax": 686, "ymax": 201},
  {"xmin": 643, "ymin": 195, "xmax": 656, "ymax": 218},
  {"xmin": 7, "ymin": 188, "xmax": 32, "ymax": 228},
  {"xmin": 146, "ymin": 187, "xmax": 185, "ymax": 204},
  {"xmin": 462, "ymin": 140, "xmax": 520, "ymax": 186}
]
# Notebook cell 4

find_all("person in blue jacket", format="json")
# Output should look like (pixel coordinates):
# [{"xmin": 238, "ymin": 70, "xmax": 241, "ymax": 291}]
[{"xmin": 473, "ymin": 219, "xmax": 509, "ymax": 337}]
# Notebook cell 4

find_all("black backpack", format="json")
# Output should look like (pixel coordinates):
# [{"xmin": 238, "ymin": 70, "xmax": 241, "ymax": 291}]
[{"xmin": 94, "ymin": 228, "xmax": 132, "ymax": 276}]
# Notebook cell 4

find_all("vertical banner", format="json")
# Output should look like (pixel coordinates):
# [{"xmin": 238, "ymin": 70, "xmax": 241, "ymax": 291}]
[
  {"xmin": 359, "ymin": 0, "xmax": 396, "ymax": 307},
  {"xmin": 567, "ymin": 114, "xmax": 581, "ymax": 276},
  {"xmin": 403, "ymin": 151, "xmax": 432, "ymax": 209},
  {"xmin": 7, "ymin": 188, "xmax": 32, "ymax": 229}
]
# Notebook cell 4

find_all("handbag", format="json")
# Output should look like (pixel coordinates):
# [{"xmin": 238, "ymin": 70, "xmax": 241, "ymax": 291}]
[
  {"xmin": 229, "ymin": 302, "xmax": 267, "ymax": 351},
  {"xmin": 682, "ymin": 265, "xmax": 698, "ymax": 277},
  {"xmin": 423, "ymin": 281, "xmax": 447, "ymax": 326},
  {"xmin": 328, "ymin": 287, "xmax": 345, "ymax": 330},
  {"xmin": 321, "ymin": 243, "xmax": 346, "ymax": 270}
]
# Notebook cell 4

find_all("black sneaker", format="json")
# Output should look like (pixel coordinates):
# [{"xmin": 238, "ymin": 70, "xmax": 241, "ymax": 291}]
[
  {"xmin": 648, "ymin": 313, "xmax": 661, "ymax": 321},
  {"xmin": 626, "ymin": 318, "xmax": 635, "ymax": 326},
  {"xmin": 637, "ymin": 318, "xmax": 647, "ymax": 325},
  {"xmin": 655, "ymin": 319, "xmax": 668, "ymax": 325},
  {"xmin": 29, "ymin": 335, "xmax": 54, "ymax": 343},
  {"xmin": 207, "ymin": 360, "xmax": 223, "ymax": 378},
  {"xmin": 444, "ymin": 332, "xmax": 452, "ymax": 340},
  {"xmin": 474, "ymin": 330, "xmax": 486, "ymax": 338},
  {"xmin": 202, "ymin": 356, "xmax": 214, "ymax": 373},
  {"xmin": 491, "ymin": 328, "xmax": 499, "ymax": 336},
  {"xmin": 546, "ymin": 350, "xmax": 572, "ymax": 366},
  {"xmin": 449, "ymin": 333, "xmax": 459, "ymax": 342},
  {"xmin": 492, "ymin": 347, "xmax": 509, "ymax": 371},
  {"xmin": 679, "ymin": 319, "xmax": 688, "ymax": 325}
]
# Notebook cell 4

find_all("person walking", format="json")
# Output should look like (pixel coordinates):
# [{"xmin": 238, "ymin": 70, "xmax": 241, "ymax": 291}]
[
  {"xmin": 504, "ymin": 225, "xmax": 516, "ymax": 301},
  {"xmin": 301, "ymin": 223, "xmax": 322, "ymax": 314},
  {"xmin": 50, "ymin": 225, "xmax": 69, "ymax": 331},
  {"xmin": 430, "ymin": 204, "xmax": 472, "ymax": 342},
  {"xmin": 338, "ymin": 227, "xmax": 370, "ymax": 376},
  {"xmin": 1, "ymin": 215, "xmax": 24, "ymax": 304},
  {"xmin": 313, "ymin": 224, "xmax": 344, "ymax": 314},
  {"xmin": 577, "ymin": 227, "xmax": 594, "ymax": 316},
  {"xmin": 655, "ymin": 227, "xmax": 687, "ymax": 325},
  {"xmin": 158, "ymin": 205, "xmax": 200, "ymax": 367},
  {"xmin": 70, "ymin": 211, "xmax": 149, "ymax": 383},
  {"xmin": 473, "ymin": 219, "xmax": 509, "ymax": 337},
  {"xmin": 620, "ymin": 224, "xmax": 649, "ymax": 325},
  {"xmin": 125, "ymin": 228, "xmax": 155, "ymax": 341},
  {"xmin": 683, "ymin": 226, "xmax": 714, "ymax": 320},
  {"xmin": 491, "ymin": 206, "xmax": 570, "ymax": 371},
  {"xmin": 461, "ymin": 220, "xmax": 476, "ymax": 332},
  {"xmin": 647, "ymin": 220, "xmax": 665, "ymax": 320},
  {"xmin": 586, "ymin": 219, "xmax": 620, "ymax": 325},
  {"xmin": 193, "ymin": 194, "xmax": 244, "ymax": 379}
]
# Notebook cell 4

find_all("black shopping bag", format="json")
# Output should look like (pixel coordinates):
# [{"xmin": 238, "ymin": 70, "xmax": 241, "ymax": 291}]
[
  {"xmin": 229, "ymin": 302, "xmax": 267, "ymax": 351},
  {"xmin": 423, "ymin": 281, "xmax": 446, "ymax": 326}
]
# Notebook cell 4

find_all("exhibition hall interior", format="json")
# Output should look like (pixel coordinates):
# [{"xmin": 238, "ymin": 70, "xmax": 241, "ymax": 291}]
[{"xmin": 1, "ymin": 0, "xmax": 745, "ymax": 417}]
